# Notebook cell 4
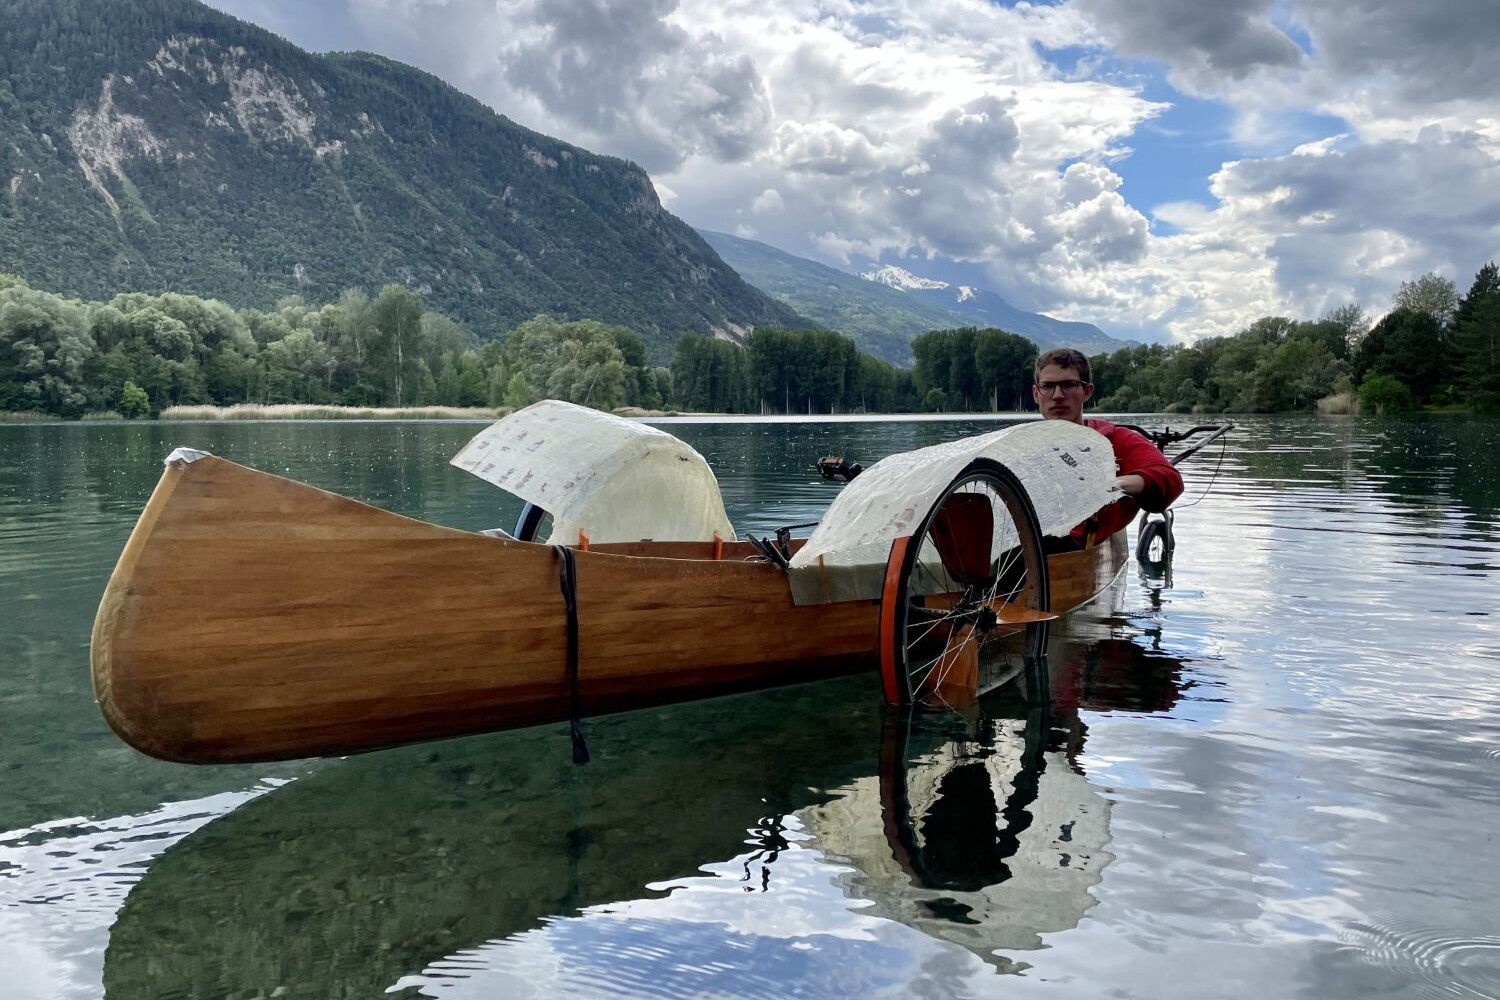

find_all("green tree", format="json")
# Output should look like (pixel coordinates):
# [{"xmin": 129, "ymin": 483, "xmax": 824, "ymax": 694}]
[
  {"xmin": 1393, "ymin": 272, "xmax": 1459, "ymax": 328},
  {"xmin": 973, "ymin": 329, "xmax": 1036, "ymax": 411},
  {"xmin": 671, "ymin": 335, "xmax": 750, "ymax": 413},
  {"xmin": 1354, "ymin": 308, "xmax": 1448, "ymax": 405},
  {"xmin": 369, "ymin": 285, "xmax": 424, "ymax": 406},
  {"xmin": 1323, "ymin": 304, "xmax": 1371, "ymax": 353},
  {"xmin": 1359, "ymin": 373, "xmax": 1416, "ymax": 414},
  {"xmin": 118, "ymin": 379, "xmax": 150, "ymax": 418},
  {"xmin": 453, "ymin": 350, "xmax": 489, "ymax": 407},
  {"xmin": 1451, "ymin": 262, "xmax": 1500, "ymax": 411},
  {"xmin": 503, "ymin": 371, "xmax": 537, "ymax": 410},
  {"xmin": 547, "ymin": 336, "xmax": 626, "ymax": 409},
  {"xmin": 0, "ymin": 283, "xmax": 94, "ymax": 415},
  {"xmin": 266, "ymin": 329, "xmax": 332, "ymax": 402}
]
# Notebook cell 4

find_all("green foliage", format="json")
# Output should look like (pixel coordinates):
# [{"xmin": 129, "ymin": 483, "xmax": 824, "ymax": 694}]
[
  {"xmin": 503, "ymin": 371, "xmax": 537, "ymax": 410},
  {"xmin": 664, "ymin": 327, "xmax": 913, "ymax": 415},
  {"xmin": 7, "ymin": 258, "xmax": 1496, "ymax": 418},
  {"xmin": 1358, "ymin": 374, "xmax": 1417, "ymax": 414},
  {"xmin": 1393, "ymin": 273, "xmax": 1459, "ymax": 327},
  {"xmin": 118, "ymin": 378, "xmax": 150, "ymax": 418},
  {"xmin": 1353, "ymin": 309, "xmax": 1448, "ymax": 405},
  {"xmin": 0, "ymin": 276, "xmax": 661, "ymax": 416},
  {"xmin": 0, "ymin": 279, "xmax": 93, "ymax": 415},
  {"xmin": 973, "ymin": 329, "xmax": 1037, "ymax": 410},
  {"xmin": 1081, "ymin": 268, "xmax": 1497, "ymax": 415},
  {"xmin": 671, "ymin": 336, "xmax": 751, "ymax": 413},
  {"xmin": 1451, "ymin": 262, "xmax": 1500, "ymax": 412},
  {"xmin": 912, "ymin": 327, "xmax": 1037, "ymax": 412}
]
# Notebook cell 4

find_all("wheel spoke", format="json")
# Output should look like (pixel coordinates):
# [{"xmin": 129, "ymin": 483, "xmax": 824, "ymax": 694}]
[{"xmin": 882, "ymin": 460, "xmax": 1051, "ymax": 710}]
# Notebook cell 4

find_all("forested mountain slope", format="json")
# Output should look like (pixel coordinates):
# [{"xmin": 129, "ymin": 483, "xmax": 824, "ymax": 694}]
[{"xmin": 0, "ymin": 0, "xmax": 803, "ymax": 357}]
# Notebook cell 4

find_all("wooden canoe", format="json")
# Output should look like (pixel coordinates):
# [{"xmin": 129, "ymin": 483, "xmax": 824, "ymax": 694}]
[{"xmin": 91, "ymin": 454, "xmax": 1128, "ymax": 764}]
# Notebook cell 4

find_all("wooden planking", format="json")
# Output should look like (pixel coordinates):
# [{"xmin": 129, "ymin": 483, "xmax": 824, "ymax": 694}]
[
  {"xmin": 92, "ymin": 457, "xmax": 875, "ymax": 763},
  {"xmin": 1049, "ymin": 531, "xmax": 1129, "ymax": 613},
  {"xmin": 93, "ymin": 458, "xmax": 565, "ymax": 761},
  {"xmin": 92, "ymin": 456, "xmax": 1129, "ymax": 764}
]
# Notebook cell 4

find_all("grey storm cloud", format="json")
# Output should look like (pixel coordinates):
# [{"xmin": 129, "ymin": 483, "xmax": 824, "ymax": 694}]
[
  {"xmin": 919, "ymin": 96, "xmax": 1021, "ymax": 176},
  {"xmin": 1221, "ymin": 130, "xmax": 1500, "ymax": 303},
  {"xmin": 1073, "ymin": 0, "xmax": 1303, "ymax": 83},
  {"xmin": 499, "ymin": 0, "xmax": 772, "ymax": 170},
  {"xmin": 1296, "ymin": 0, "xmax": 1500, "ymax": 107},
  {"xmin": 1224, "ymin": 131, "xmax": 1500, "ymax": 239}
]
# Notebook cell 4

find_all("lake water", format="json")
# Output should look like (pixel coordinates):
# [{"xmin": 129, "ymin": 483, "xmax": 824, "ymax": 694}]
[{"xmin": 2, "ymin": 414, "xmax": 1498, "ymax": 1000}]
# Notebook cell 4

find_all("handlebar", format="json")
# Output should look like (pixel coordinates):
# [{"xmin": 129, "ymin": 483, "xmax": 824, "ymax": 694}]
[{"xmin": 1117, "ymin": 423, "xmax": 1235, "ymax": 465}]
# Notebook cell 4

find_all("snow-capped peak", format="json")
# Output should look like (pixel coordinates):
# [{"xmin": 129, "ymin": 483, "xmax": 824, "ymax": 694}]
[
  {"xmin": 860, "ymin": 265, "xmax": 949, "ymax": 292},
  {"xmin": 956, "ymin": 285, "xmax": 976, "ymax": 303}
]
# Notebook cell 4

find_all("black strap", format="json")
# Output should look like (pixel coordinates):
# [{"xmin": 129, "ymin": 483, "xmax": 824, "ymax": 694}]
[{"xmin": 554, "ymin": 545, "xmax": 589, "ymax": 764}]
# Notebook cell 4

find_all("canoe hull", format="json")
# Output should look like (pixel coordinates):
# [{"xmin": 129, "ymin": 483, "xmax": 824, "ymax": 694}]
[{"xmin": 92, "ymin": 455, "xmax": 1127, "ymax": 763}]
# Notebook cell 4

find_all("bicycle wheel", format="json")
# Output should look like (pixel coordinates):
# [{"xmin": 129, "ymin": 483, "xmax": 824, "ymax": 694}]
[
  {"xmin": 1135, "ymin": 512, "xmax": 1174, "ymax": 579},
  {"xmin": 879, "ymin": 459, "xmax": 1050, "ymax": 708}
]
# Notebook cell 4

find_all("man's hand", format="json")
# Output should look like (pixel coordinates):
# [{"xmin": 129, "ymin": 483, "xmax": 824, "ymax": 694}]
[{"xmin": 1115, "ymin": 474, "xmax": 1146, "ymax": 497}]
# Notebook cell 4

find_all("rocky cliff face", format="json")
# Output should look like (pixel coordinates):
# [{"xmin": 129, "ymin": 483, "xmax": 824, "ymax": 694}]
[{"xmin": 0, "ymin": 0, "xmax": 801, "ymax": 356}]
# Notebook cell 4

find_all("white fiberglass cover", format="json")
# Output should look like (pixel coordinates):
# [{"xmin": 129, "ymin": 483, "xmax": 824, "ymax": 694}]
[
  {"xmin": 787, "ymin": 420, "xmax": 1117, "ymax": 605},
  {"xmin": 450, "ymin": 399, "xmax": 735, "ymax": 544}
]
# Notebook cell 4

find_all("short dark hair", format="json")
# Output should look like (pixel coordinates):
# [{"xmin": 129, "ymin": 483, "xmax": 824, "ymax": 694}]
[{"xmin": 1035, "ymin": 348, "xmax": 1091, "ymax": 384}]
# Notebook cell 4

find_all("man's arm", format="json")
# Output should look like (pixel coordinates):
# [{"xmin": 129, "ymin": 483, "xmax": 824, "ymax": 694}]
[{"xmin": 1109, "ymin": 430, "xmax": 1184, "ymax": 513}]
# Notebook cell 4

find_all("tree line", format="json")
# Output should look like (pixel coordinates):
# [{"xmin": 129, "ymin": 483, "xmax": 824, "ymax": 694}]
[
  {"xmin": 4, "ymin": 262, "xmax": 1495, "ymax": 420},
  {"xmin": 899, "ymin": 265, "xmax": 1497, "ymax": 417},
  {"xmin": 0, "ymin": 273, "xmax": 918, "ymax": 417},
  {"xmin": 1087, "ymin": 266, "xmax": 1500, "ymax": 415}
]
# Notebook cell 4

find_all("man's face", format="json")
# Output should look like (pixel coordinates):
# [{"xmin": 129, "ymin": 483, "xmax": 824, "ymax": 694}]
[{"xmin": 1033, "ymin": 363, "xmax": 1094, "ymax": 423}]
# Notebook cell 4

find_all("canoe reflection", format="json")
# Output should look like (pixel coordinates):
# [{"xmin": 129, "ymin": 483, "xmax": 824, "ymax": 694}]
[
  {"xmin": 103, "ymin": 640, "xmax": 1188, "ymax": 997},
  {"xmin": 806, "ymin": 636, "xmax": 1184, "ymax": 971}
]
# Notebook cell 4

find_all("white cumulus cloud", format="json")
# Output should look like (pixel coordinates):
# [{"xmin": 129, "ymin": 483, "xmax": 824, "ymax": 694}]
[{"xmin": 210, "ymin": 0, "xmax": 1500, "ymax": 344}]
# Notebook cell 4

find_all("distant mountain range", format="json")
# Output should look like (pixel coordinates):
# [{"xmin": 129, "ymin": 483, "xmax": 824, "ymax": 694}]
[
  {"xmin": 0, "ymin": 0, "xmax": 802, "ymax": 360},
  {"xmin": 699, "ymin": 230, "xmax": 1131, "ymax": 365}
]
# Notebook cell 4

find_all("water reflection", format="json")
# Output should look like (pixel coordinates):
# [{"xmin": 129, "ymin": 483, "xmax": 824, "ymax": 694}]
[
  {"xmin": 6, "ymin": 414, "xmax": 1500, "ymax": 1000},
  {"xmin": 101, "ymin": 622, "xmax": 1194, "ymax": 997}
]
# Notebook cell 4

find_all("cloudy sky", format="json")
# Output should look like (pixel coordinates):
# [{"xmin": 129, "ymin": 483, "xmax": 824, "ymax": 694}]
[{"xmin": 209, "ymin": 0, "xmax": 1500, "ymax": 344}]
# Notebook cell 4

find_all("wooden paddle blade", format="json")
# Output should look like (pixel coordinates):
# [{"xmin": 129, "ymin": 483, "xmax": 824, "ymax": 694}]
[
  {"xmin": 987, "ymin": 601, "xmax": 1060, "ymax": 625},
  {"xmin": 924, "ymin": 624, "xmax": 980, "ymax": 706},
  {"xmin": 929, "ymin": 492, "xmax": 993, "ymax": 585}
]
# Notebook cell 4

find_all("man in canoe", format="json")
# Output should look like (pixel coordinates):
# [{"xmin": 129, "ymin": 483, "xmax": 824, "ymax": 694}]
[{"xmin": 1033, "ymin": 347, "xmax": 1183, "ymax": 547}]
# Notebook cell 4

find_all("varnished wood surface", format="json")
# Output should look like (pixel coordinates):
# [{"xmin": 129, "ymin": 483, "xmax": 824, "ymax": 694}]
[
  {"xmin": 1049, "ymin": 530, "xmax": 1129, "ymax": 614},
  {"xmin": 92, "ymin": 457, "xmax": 1129, "ymax": 764}
]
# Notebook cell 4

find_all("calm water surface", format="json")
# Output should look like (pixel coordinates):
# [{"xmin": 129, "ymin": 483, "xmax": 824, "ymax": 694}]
[{"xmin": 2, "ymin": 414, "xmax": 1498, "ymax": 999}]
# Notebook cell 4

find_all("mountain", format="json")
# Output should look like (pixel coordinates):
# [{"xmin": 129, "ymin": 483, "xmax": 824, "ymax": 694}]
[
  {"xmin": 699, "ymin": 229, "xmax": 1131, "ymax": 365},
  {"xmin": 860, "ymin": 265, "xmax": 1125, "ymax": 355},
  {"xmin": 0, "ymin": 0, "xmax": 803, "ymax": 360},
  {"xmin": 697, "ymin": 230, "xmax": 959, "ymax": 364}
]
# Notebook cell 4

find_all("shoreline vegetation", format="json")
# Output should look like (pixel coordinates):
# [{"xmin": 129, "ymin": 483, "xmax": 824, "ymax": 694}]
[
  {"xmin": 3, "ymin": 263, "xmax": 1496, "ymax": 422},
  {"xmin": 159, "ymin": 403, "xmax": 510, "ymax": 421},
  {"xmin": 154, "ymin": 403, "xmax": 685, "ymax": 420},
  {"xmin": 26, "ymin": 400, "xmax": 1483, "ymax": 423}
]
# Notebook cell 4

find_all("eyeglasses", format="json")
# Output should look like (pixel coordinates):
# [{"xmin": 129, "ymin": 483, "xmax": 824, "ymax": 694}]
[{"xmin": 1036, "ymin": 379, "xmax": 1087, "ymax": 394}]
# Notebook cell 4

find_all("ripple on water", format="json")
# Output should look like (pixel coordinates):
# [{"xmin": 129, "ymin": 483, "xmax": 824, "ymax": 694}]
[{"xmin": 1343, "ymin": 920, "xmax": 1500, "ymax": 1000}]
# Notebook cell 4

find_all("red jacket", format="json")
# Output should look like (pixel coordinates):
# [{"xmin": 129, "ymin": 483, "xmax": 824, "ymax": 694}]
[{"xmin": 1071, "ymin": 418, "xmax": 1184, "ymax": 544}]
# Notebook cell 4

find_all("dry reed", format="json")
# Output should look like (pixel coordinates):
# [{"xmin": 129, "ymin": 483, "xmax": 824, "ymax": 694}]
[
  {"xmin": 158, "ymin": 403, "xmax": 509, "ymax": 421},
  {"xmin": 1315, "ymin": 393, "xmax": 1358, "ymax": 415}
]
